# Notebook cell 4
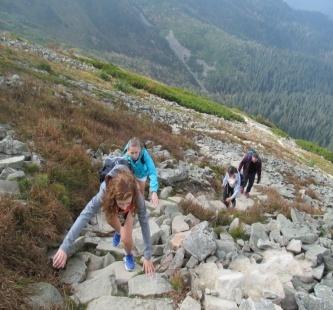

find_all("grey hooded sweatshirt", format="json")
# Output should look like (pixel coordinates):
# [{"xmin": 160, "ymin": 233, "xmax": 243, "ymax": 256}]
[{"xmin": 59, "ymin": 164, "xmax": 152, "ymax": 260}]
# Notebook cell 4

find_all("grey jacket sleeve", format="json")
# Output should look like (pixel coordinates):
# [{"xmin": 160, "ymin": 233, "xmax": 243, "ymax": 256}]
[
  {"xmin": 136, "ymin": 194, "xmax": 152, "ymax": 260},
  {"xmin": 60, "ymin": 182, "xmax": 106, "ymax": 254},
  {"xmin": 230, "ymin": 173, "xmax": 241, "ymax": 200}
]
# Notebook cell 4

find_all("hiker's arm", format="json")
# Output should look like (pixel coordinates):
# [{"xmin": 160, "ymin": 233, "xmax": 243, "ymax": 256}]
[
  {"xmin": 230, "ymin": 173, "xmax": 241, "ymax": 200},
  {"xmin": 238, "ymin": 156, "xmax": 246, "ymax": 172},
  {"xmin": 137, "ymin": 194, "xmax": 152, "ymax": 261},
  {"xmin": 144, "ymin": 150, "xmax": 159, "ymax": 193},
  {"xmin": 257, "ymin": 161, "xmax": 262, "ymax": 183},
  {"xmin": 222, "ymin": 174, "xmax": 227, "ymax": 187},
  {"xmin": 59, "ymin": 182, "xmax": 105, "ymax": 255}
]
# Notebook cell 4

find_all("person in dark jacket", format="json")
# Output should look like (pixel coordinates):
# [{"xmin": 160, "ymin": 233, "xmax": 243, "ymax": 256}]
[{"xmin": 238, "ymin": 151, "xmax": 262, "ymax": 198}]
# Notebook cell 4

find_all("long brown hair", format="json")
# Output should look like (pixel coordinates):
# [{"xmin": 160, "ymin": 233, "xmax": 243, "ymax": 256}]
[{"xmin": 102, "ymin": 169, "xmax": 139, "ymax": 223}]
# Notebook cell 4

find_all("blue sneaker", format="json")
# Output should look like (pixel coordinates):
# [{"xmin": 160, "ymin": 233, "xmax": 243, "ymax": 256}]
[
  {"xmin": 112, "ymin": 231, "xmax": 121, "ymax": 247},
  {"xmin": 123, "ymin": 254, "xmax": 135, "ymax": 271}
]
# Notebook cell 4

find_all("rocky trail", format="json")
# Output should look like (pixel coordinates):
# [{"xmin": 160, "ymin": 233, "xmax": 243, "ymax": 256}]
[{"xmin": 1, "ymin": 34, "xmax": 333, "ymax": 309}]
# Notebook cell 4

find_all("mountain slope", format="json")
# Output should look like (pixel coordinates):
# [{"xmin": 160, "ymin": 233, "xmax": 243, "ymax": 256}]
[
  {"xmin": 135, "ymin": 0, "xmax": 333, "ymax": 149},
  {"xmin": 1, "ymin": 32, "xmax": 333, "ymax": 308},
  {"xmin": 0, "ymin": 0, "xmax": 197, "ymax": 88},
  {"xmin": 284, "ymin": 0, "xmax": 333, "ymax": 18},
  {"xmin": 0, "ymin": 0, "xmax": 333, "ymax": 150}
]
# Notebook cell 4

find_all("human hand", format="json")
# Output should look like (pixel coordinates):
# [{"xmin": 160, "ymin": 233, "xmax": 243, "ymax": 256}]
[
  {"xmin": 52, "ymin": 248, "xmax": 68, "ymax": 269},
  {"xmin": 142, "ymin": 258, "xmax": 155, "ymax": 276},
  {"xmin": 226, "ymin": 197, "xmax": 232, "ymax": 203},
  {"xmin": 150, "ymin": 192, "xmax": 159, "ymax": 208}
]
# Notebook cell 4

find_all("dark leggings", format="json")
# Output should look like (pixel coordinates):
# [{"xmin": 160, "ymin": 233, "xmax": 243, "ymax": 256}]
[
  {"xmin": 223, "ymin": 184, "xmax": 236, "ymax": 207},
  {"xmin": 242, "ymin": 173, "xmax": 256, "ymax": 193}
]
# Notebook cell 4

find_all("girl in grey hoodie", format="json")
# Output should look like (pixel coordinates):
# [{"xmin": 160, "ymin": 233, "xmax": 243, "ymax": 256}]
[{"xmin": 52, "ymin": 163, "xmax": 154, "ymax": 274}]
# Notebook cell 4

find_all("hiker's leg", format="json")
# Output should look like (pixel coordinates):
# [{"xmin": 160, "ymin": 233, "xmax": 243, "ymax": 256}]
[
  {"xmin": 136, "ymin": 176, "xmax": 147, "ymax": 195},
  {"xmin": 241, "ymin": 174, "xmax": 248, "ymax": 193},
  {"xmin": 107, "ymin": 215, "xmax": 122, "ymax": 234},
  {"xmin": 121, "ymin": 212, "xmax": 134, "ymax": 254},
  {"xmin": 222, "ymin": 184, "xmax": 229, "ymax": 204},
  {"xmin": 246, "ymin": 173, "xmax": 256, "ymax": 193}
]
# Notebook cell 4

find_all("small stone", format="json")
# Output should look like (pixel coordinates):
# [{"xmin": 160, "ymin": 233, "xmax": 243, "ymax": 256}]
[{"xmin": 287, "ymin": 239, "xmax": 302, "ymax": 254}]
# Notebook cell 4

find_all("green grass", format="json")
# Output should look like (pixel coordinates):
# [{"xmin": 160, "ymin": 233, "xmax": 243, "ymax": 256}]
[
  {"xmin": 254, "ymin": 114, "xmax": 289, "ymax": 138},
  {"xmin": 229, "ymin": 226, "xmax": 248, "ymax": 240},
  {"xmin": 79, "ymin": 58, "xmax": 244, "ymax": 122},
  {"xmin": 36, "ymin": 62, "xmax": 52, "ymax": 73},
  {"xmin": 296, "ymin": 139, "xmax": 333, "ymax": 163},
  {"xmin": 271, "ymin": 127, "xmax": 289, "ymax": 138}
]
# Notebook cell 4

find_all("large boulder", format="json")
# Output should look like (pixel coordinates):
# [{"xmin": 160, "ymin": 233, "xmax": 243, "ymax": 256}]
[
  {"xmin": 215, "ymin": 269, "xmax": 245, "ymax": 302},
  {"xmin": 158, "ymin": 166, "xmax": 188, "ymax": 185},
  {"xmin": 277, "ymin": 214, "xmax": 318, "ymax": 244},
  {"xmin": 60, "ymin": 254, "xmax": 88, "ymax": 285},
  {"xmin": 26, "ymin": 282, "xmax": 63, "ymax": 310},
  {"xmin": 183, "ymin": 222, "xmax": 217, "ymax": 261},
  {"xmin": 0, "ymin": 136, "xmax": 29, "ymax": 155}
]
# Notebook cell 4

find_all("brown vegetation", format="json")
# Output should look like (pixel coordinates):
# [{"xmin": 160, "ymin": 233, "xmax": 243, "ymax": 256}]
[
  {"xmin": 0, "ymin": 67, "xmax": 195, "ymax": 306},
  {"xmin": 179, "ymin": 199, "xmax": 215, "ymax": 221}
]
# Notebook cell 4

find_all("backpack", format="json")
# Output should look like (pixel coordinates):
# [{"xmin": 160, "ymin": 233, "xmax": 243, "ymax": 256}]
[{"xmin": 98, "ymin": 156, "xmax": 129, "ymax": 183}]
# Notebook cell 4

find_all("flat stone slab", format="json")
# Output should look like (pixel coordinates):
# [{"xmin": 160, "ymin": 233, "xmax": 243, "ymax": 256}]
[
  {"xmin": 172, "ymin": 214, "xmax": 190, "ymax": 233},
  {"xmin": 133, "ymin": 219, "xmax": 162, "ymax": 255},
  {"xmin": 77, "ymin": 252, "xmax": 115, "ymax": 272},
  {"xmin": 0, "ymin": 180, "xmax": 19, "ymax": 195},
  {"xmin": 72, "ymin": 274, "xmax": 117, "ymax": 304},
  {"xmin": 0, "ymin": 155, "xmax": 25, "ymax": 170},
  {"xmin": 128, "ymin": 274, "xmax": 173, "ymax": 297},
  {"xmin": 87, "ymin": 296, "xmax": 173, "ymax": 310},
  {"xmin": 204, "ymin": 295, "xmax": 238, "ymax": 310},
  {"xmin": 96, "ymin": 238, "xmax": 125, "ymax": 258},
  {"xmin": 179, "ymin": 296, "xmax": 201, "ymax": 310},
  {"xmin": 235, "ymin": 195, "xmax": 254, "ymax": 211},
  {"xmin": 87, "ymin": 260, "xmax": 140, "ymax": 285}
]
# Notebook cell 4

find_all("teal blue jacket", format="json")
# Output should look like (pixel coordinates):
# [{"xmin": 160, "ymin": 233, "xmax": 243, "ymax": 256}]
[{"xmin": 125, "ymin": 148, "xmax": 159, "ymax": 193}]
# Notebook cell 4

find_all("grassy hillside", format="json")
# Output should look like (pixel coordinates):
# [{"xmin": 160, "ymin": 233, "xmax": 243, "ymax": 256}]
[
  {"xmin": 0, "ymin": 44, "xmax": 198, "ymax": 307},
  {"xmin": 0, "ymin": 0, "xmax": 197, "ymax": 89},
  {"xmin": 1, "ymin": 34, "xmax": 333, "ymax": 307},
  {"xmin": 0, "ymin": 0, "xmax": 333, "ymax": 150}
]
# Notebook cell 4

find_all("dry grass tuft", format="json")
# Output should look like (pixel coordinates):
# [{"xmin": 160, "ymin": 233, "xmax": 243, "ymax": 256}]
[
  {"xmin": 305, "ymin": 188, "xmax": 320, "ymax": 201},
  {"xmin": 179, "ymin": 199, "xmax": 215, "ymax": 221},
  {"xmin": 260, "ymin": 187, "xmax": 322, "ymax": 218}
]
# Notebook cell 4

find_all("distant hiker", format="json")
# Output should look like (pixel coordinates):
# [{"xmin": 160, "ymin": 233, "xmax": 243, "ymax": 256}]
[
  {"xmin": 124, "ymin": 137, "xmax": 159, "ymax": 207},
  {"xmin": 222, "ymin": 166, "xmax": 241, "ymax": 208},
  {"xmin": 53, "ymin": 163, "xmax": 154, "ymax": 275},
  {"xmin": 238, "ymin": 150, "xmax": 262, "ymax": 198}
]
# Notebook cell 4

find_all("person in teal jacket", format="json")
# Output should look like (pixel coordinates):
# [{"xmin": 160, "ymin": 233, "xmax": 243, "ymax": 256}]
[{"xmin": 124, "ymin": 137, "xmax": 159, "ymax": 207}]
